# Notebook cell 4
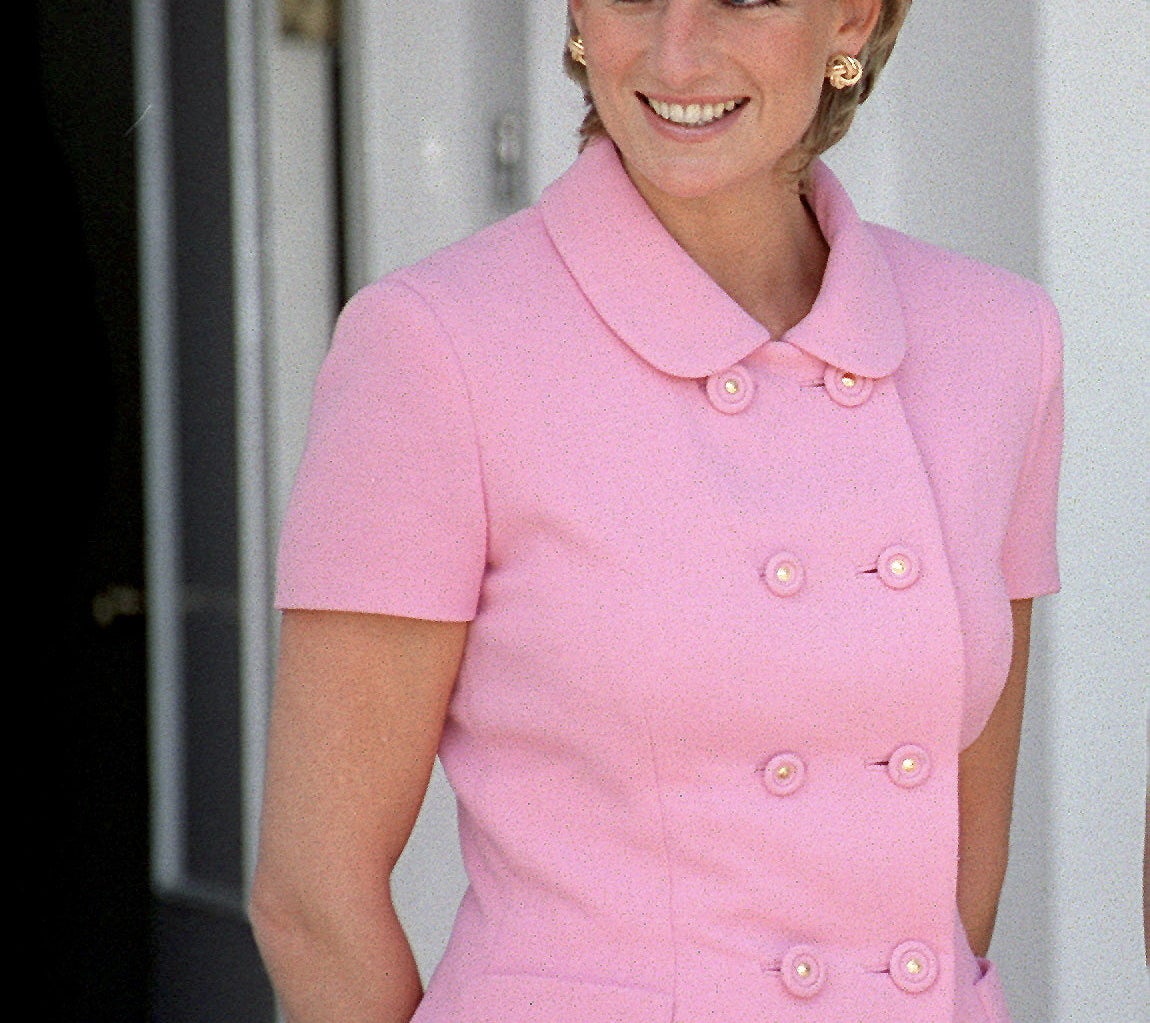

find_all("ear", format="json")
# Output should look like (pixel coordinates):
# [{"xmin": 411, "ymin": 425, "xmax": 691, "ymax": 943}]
[{"xmin": 834, "ymin": 0, "xmax": 883, "ymax": 55}]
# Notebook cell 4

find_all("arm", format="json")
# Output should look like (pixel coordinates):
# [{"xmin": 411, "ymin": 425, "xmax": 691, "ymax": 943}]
[
  {"xmin": 249, "ymin": 609, "xmax": 468, "ymax": 1023},
  {"xmin": 956, "ymin": 597, "xmax": 1033, "ymax": 957}
]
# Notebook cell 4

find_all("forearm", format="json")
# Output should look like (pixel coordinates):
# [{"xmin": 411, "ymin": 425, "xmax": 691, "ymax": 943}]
[
  {"xmin": 956, "ymin": 598, "xmax": 1033, "ymax": 958},
  {"xmin": 956, "ymin": 794, "xmax": 1011, "ymax": 957},
  {"xmin": 251, "ymin": 610, "xmax": 467, "ymax": 1022},
  {"xmin": 251, "ymin": 886, "xmax": 422, "ymax": 1023}
]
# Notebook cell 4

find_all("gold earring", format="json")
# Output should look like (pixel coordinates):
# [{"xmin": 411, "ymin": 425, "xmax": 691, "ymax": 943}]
[
  {"xmin": 568, "ymin": 35, "xmax": 586, "ymax": 67},
  {"xmin": 826, "ymin": 53, "xmax": 864, "ymax": 89}
]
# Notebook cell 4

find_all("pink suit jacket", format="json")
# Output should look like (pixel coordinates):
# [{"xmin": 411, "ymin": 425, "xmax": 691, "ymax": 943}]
[{"xmin": 277, "ymin": 138, "xmax": 1063, "ymax": 1022}]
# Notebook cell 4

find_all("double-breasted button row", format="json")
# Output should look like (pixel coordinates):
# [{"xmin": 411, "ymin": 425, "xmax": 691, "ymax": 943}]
[
  {"xmin": 888, "ymin": 940, "xmax": 940, "ymax": 993},
  {"xmin": 761, "ymin": 746, "xmax": 932, "ymax": 796},
  {"xmin": 705, "ymin": 365, "xmax": 754, "ymax": 414},
  {"xmin": 779, "ymin": 944, "xmax": 826, "ymax": 997},
  {"xmin": 886, "ymin": 744, "xmax": 932, "ymax": 788},
  {"xmin": 823, "ymin": 365, "xmax": 874, "ymax": 407},
  {"xmin": 876, "ymin": 545, "xmax": 921, "ymax": 589},
  {"xmin": 759, "ymin": 546, "xmax": 922, "ymax": 596},
  {"xmin": 761, "ymin": 752, "xmax": 806, "ymax": 796},
  {"xmin": 772, "ymin": 941, "xmax": 940, "ymax": 999},
  {"xmin": 762, "ymin": 551, "xmax": 804, "ymax": 597},
  {"xmin": 704, "ymin": 362, "xmax": 876, "ymax": 414}
]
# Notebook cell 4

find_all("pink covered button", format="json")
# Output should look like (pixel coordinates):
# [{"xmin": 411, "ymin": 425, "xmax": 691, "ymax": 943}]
[
  {"xmin": 877, "ymin": 545, "xmax": 921, "ymax": 589},
  {"xmin": 823, "ymin": 364, "xmax": 874, "ymax": 407},
  {"xmin": 762, "ymin": 552, "xmax": 804, "ymax": 597},
  {"xmin": 889, "ymin": 940, "xmax": 939, "ymax": 994},
  {"xmin": 780, "ymin": 945, "xmax": 826, "ymax": 998},
  {"xmin": 887, "ymin": 744, "xmax": 931, "ymax": 788},
  {"xmin": 705, "ymin": 364, "xmax": 754, "ymax": 414},
  {"xmin": 762, "ymin": 752, "xmax": 806, "ymax": 796}
]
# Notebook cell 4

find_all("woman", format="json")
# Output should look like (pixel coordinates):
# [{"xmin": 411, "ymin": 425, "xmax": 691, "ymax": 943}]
[{"xmin": 249, "ymin": 2, "xmax": 1063, "ymax": 1021}]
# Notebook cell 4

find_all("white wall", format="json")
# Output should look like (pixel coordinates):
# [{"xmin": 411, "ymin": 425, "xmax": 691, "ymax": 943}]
[
  {"xmin": 316, "ymin": 0, "xmax": 1150, "ymax": 1015},
  {"xmin": 1035, "ymin": 3, "xmax": 1149, "ymax": 1020}
]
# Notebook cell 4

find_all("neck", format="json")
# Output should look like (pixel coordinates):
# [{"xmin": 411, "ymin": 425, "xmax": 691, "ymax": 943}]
[{"xmin": 627, "ymin": 167, "xmax": 828, "ymax": 340}]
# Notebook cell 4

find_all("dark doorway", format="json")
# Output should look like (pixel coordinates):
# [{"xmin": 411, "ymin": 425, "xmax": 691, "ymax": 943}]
[
  {"xmin": 30, "ymin": 2, "xmax": 276, "ymax": 1019},
  {"xmin": 30, "ymin": 1, "xmax": 150, "ymax": 1020}
]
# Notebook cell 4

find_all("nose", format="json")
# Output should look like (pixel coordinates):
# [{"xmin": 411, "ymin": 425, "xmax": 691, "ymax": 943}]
[{"xmin": 649, "ymin": 2, "xmax": 717, "ymax": 88}]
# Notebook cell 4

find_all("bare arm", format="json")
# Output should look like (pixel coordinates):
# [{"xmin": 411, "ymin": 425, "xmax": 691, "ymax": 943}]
[
  {"xmin": 957, "ymin": 598, "xmax": 1033, "ymax": 957},
  {"xmin": 249, "ymin": 610, "xmax": 468, "ymax": 1023}
]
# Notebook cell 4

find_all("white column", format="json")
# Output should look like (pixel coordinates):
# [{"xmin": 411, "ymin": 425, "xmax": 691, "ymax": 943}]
[
  {"xmin": 1035, "ymin": 2, "xmax": 1150, "ymax": 1019},
  {"xmin": 341, "ymin": 0, "xmax": 528, "ymax": 289}
]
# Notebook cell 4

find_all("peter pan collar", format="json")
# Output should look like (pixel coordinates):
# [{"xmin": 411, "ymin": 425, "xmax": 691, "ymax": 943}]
[{"xmin": 539, "ymin": 138, "xmax": 906, "ymax": 380}]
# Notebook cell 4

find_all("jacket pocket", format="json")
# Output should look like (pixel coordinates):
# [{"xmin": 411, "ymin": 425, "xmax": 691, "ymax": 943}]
[
  {"xmin": 973, "ymin": 957, "xmax": 1011, "ymax": 1022},
  {"xmin": 451, "ymin": 972, "xmax": 673, "ymax": 1023}
]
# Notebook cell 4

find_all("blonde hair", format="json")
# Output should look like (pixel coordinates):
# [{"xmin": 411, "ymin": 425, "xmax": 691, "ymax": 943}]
[{"xmin": 563, "ymin": 1, "xmax": 913, "ymax": 185}]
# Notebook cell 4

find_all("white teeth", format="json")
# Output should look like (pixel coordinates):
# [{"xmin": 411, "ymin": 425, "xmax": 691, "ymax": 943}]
[{"xmin": 647, "ymin": 97, "xmax": 740, "ymax": 127}]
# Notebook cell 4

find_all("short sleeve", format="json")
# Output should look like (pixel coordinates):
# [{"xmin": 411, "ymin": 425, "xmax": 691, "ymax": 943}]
[
  {"xmin": 1000, "ymin": 290, "xmax": 1064, "ymax": 599},
  {"xmin": 275, "ymin": 278, "xmax": 487, "ymax": 621}
]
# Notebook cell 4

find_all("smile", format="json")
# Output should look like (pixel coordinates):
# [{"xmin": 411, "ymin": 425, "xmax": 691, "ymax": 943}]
[{"xmin": 643, "ymin": 96, "xmax": 745, "ymax": 128}]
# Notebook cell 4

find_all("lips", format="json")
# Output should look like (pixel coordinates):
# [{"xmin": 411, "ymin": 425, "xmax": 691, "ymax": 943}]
[{"xmin": 643, "ymin": 95, "xmax": 746, "ymax": 127}]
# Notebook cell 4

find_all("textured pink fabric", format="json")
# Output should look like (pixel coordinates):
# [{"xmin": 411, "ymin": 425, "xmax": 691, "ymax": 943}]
[{"xmin": 276, "ymin": 139, "xmax": 1061, "ymax": 1023}]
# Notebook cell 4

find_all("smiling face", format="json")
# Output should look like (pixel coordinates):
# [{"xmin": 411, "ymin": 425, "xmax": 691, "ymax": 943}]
[{"xmin": 569, "ymin": 0, "xmax": 880, "ymax": 210}]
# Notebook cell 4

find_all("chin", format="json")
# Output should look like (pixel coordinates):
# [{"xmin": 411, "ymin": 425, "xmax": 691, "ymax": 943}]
[{"xmin": 628, "ymin": 155, "xmax": 781, "ymax": 207}]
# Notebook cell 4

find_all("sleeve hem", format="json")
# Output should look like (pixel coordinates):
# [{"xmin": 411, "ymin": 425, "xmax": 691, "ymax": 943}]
[{"xmin": 274, "ymin": 590, "xmax": 478, "ymax": 623}]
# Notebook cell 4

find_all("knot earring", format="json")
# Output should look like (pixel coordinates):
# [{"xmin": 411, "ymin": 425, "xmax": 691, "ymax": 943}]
[
  {"xmin": 826, "ymin": 54, "xmax": 864, "ymax": 89},
  {"xmin": 568, "ymin": 36, "xmax": 586, "ymax": 67}
]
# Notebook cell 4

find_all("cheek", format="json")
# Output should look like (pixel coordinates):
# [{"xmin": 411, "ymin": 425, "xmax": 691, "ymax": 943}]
[
  {"xmin": 581, "ymin": 33, "xmax": 632, "ymax": 102},
  {"xmin": 584, "ymin": 51, "xmax": 640, "ymax": 128},
  {"xmin": 751, "ymin": 28, "xmax": 830, "ymax": 95},
  {"xmin": 755, "ymin": 48, "xmax": 830, "ymax": 131}
]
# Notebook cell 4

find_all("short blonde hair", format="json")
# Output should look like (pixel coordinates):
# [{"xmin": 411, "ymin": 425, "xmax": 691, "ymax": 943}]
[{"xmin": 563, "ymin": 1, "xmax": 913, "ymax": 185}]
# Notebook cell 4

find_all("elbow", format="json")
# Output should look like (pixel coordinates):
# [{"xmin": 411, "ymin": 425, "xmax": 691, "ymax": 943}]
[{"xmin": 247, "ymin": 865, "xmax": 310, "ymax": 972}]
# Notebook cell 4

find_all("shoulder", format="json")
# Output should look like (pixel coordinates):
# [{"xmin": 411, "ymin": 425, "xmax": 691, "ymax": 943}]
[
  {"xmin": 866, "ymin": 223, "xmax": 1061, "ymax": 392},
  {"xmin": 868, "ymin": 225, "xmax": 1063, "ymax": 476},
  {"xmin": 394, "ymin": 204, "xmax": 558, "ymax": 307},
  {"xmin": 339, "ymin": 203, "xmax": 575, "ymax": 350},
  {"xmin": 867, "ymin": 222, "xmax": 1056, "ymax": 326}
]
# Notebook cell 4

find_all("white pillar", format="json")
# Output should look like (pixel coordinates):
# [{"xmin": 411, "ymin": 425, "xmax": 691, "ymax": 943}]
[{"xmin": 1034, "ymin": 2, "xmax": 1150, "ymax": 1019}]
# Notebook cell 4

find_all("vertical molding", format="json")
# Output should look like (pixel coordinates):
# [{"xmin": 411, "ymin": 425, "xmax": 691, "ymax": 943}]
[
  {"xmin": 260, "ymin": 25, "xmax": 339, "ymax": 535},
  {"xmin": 225, "ymin": 0, "xmax": 274, "ymax": 893},
  {"xmin": 135, "ymin": 0, "xmax": 186, "ymax": 894},
  {"xmin": 1036, "ymin": 3, "xmax": 1150, "ymax": 1019}
]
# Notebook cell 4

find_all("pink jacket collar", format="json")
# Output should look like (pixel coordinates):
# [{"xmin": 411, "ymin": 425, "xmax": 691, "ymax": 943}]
[{"xmin": 540, "ymin": 138, "xmax": 906, "ymax": 380}]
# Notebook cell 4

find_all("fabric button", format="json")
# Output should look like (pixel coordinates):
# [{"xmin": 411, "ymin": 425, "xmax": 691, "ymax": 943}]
[
  {"xmin": 762, "ymin": 552, "xmax": 804, "ymax": 597},
  {"xmin": 889, "ymin": 940, "xmax": 939, "ymax": 994},
  {"xmin": 823, "ymin": 364, "xmax": 874, "ymax": 407},
  {"xmin": 887, "ymin": 744, "xmax": 931, "ymax": 788},
  {"xmin": 876, "ymin": 545, "xmax": 921, "ymax": 589},
  {"xmin": 706, "ymin": 364, "xmax": 754, "ymax": 414},
  {"xmin": 762, "ymin": 753, "xmax": 806, "ymax": 796},
  {"xmin": 780, "ymin": 945, "xmax": 826, "ymax": 998}
]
